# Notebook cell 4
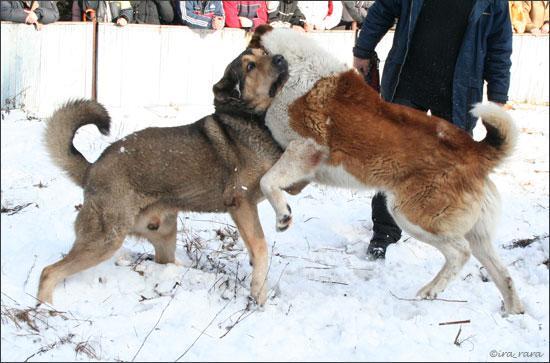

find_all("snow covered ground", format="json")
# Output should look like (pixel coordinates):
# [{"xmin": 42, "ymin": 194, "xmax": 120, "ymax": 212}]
[{"xmin": 1, "ymin": 103, "xmax": 548, "ymax": 362}]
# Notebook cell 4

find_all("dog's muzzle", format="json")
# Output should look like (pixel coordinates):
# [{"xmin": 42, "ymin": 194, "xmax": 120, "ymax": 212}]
[{"xmin": 270, "ymin": 55, "xmax": 289, "ymax": 97}]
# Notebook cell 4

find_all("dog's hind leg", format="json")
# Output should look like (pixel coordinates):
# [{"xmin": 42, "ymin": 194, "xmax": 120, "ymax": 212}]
[
  {"xmin": 229, "ymin": 199, "xmax": 269, "ymax": 305},
  {"xmin": 261, "ymin": 139, "xmax": 327, "ymax": 231},
  {"xmin": 37, "ymin": 202, "xmax": 131, "ymax": 305},
  {"xmin": 417, "ymin": 237, "xmax": 471, "ymax": 299},
  {"xmin": 465, "ymin": 180, "xmax": 524, "ymax": 314}
]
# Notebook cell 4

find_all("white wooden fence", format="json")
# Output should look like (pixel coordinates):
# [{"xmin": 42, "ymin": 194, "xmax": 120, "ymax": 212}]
[{"xmin": 1, "ymin": 22, "xmax": 547, "ymax": 117}]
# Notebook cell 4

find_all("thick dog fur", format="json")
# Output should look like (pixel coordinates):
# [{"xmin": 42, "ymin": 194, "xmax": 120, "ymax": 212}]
[
  {"xmin": 251, "ymin": 26, "xmax": 524, "ymax": 314},
  {"xmin": 38, "ymin": 49, "xmax": 290, "ymax": 306}
]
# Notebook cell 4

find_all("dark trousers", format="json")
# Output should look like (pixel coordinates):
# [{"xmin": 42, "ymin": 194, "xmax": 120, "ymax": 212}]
[{"xmin": 371, "ymin": 97, "xmax": 453, "ymax": 244}]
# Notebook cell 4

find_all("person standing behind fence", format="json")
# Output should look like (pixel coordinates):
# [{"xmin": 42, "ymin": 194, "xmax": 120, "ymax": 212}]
[
  {"xmin": 181, "ymin": 1, "xmax": 225, "ymax": 30},
  {"xmin": 352, "ymin": 0, "xmax": 513, "ymax": 260},
  {"xmin": 72, "ymin": 1, "xmax": 133, "ymax": 26},
  {"xmin": 223, "ymin": 1, "xmax": 267, "ymax": 30},
  {"xmin": 336, "ymin": 1, "xmax": 374, "ymax": 30},
  {"xmin": 298, "ymin": 0, "xmax": 342, "ymax": 31},
  {"xmin": 0, "ymin": 1, "xmax": 59, "ymax": 26},
  {"xmin": 267, "ymin": 0, "xmax": 309, "ymax": 32},
  {"xmin": 130, "ymin": 0, "xmax": 173, "ymax": 25}
]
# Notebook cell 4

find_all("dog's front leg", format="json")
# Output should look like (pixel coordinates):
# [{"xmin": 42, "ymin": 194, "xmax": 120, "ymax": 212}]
[
  {"xmin": 229, "ymin": 200, "xmax": 269, "ymax": 305},
  {"xmin": 260, "ymin": 139, "xmax": 327, "ymax": 232}
]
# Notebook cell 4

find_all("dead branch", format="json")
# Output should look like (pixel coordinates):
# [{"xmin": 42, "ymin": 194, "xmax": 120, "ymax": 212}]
[
  {"xmin": 453, "ymin": 326, "xmax": 462, "ymax": 346},
  {"xmin": 308, "ymin": 279, "xmax": 349, "ymax": 286},
  {"xmin": 503, "ymin": 234, "xmax": 549, "ymax": 249},
  {"xmin": 273, "ymin": 252, "xmax": 337, "ymax": 267},
  {"xmin": 174, "ymin": 300, "xmax": 231, "ymax": 362},
  {"xmin": 389, "ymin": 291, "xmax": 467, "ymax": 303},
  {"xmin": 75, "ymin": 339, "xmax": 99, "ymax": 360},
  {"xmin": 219, "ymin": 302, "xmax": 255, "ymax": 339},
  {"xmin": 131, "ymin": 269, "xmax": 190, "ymax": 362},
  {"xmin": 1, "ymin": 202, "xmax": 34, "ymax": 215},
  {"xmin": 439, "ymin": 320, "xmax": 471, "ymax": 326},
  {"xmin": 24, "ymin": 333, "xmax": 75, "ymax": 362},
  {"xmin": 23, "ymin": 255, "xmax": 38, "ymax": 289}
]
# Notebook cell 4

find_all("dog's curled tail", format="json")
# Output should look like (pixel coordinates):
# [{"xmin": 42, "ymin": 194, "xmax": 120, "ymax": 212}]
[
  {"xmin": 471, "ymin": 102, "xmax": 518, "ymax": 169},
  {"xmin": 44, "ymin": 99, "xmax": 110, "ymax": 187}
]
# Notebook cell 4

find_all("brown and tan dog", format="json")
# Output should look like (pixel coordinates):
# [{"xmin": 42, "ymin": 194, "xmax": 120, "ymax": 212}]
[
  {"xmin": 253, "ymin": 27, "xmax": 524, "ymax": 314},
  {"xmin": 38, "ymin": 48, "xmax": 291, "ymax": 306}
]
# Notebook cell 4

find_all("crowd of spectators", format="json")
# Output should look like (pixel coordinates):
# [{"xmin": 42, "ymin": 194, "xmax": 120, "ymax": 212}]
[
  {"xmin": 509, "ymin": 1, "xmax": 549, "ymax": 35},
  {"xmin": 0, "ymin": 1, "xmax": 372, "ymax": 31},
  {"xmin": 0, "ymin": 1, "xmax": 547, "ymax": 34}
]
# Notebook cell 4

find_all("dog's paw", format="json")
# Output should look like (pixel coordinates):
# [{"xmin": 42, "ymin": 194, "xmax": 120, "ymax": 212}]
[
  {"xmin": 247, "ymin": 294, "xmax": 266, "ymax": 311},
  {"xmin": 276, "ymin": 204, "xmax": 292, "ymax": 232},
  {"xmin": 503, "ymin": 301, "xmax": 525, "ymax": 316},
  {"xmin": 416, "ymin": 285, "xmax": 440, "ymax": 300}
]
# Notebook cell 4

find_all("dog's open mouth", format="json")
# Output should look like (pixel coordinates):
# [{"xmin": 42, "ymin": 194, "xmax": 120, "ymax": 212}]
[{"xmin": 270, "ymin": 70, "xmax": 289, "ymax": 98}]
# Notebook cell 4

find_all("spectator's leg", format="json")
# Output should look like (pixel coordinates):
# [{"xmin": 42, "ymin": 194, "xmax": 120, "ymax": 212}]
[{"xmin": 367, "ymin": 192, "xmax": 403, "ymax": 259}]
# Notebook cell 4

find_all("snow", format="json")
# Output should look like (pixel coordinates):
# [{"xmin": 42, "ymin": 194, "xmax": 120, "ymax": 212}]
[{"xmin": 1, "ymin": 103, "xmax": 548, "ymax": 362}]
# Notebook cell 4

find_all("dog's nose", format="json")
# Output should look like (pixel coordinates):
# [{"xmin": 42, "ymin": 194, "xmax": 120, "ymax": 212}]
[{"xmin": 272, "ymin": 55, "xmax": 286, "ymax": 67}]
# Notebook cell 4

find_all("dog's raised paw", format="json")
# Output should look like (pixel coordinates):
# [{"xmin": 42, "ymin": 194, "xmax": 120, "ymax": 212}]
[
  {"xmin": 276, "ymin": 214, "xmax": 292, "ymax": 232},
  {"xmin": 276, "ymin": 204, "xmax": 293, "ymax": 232}
]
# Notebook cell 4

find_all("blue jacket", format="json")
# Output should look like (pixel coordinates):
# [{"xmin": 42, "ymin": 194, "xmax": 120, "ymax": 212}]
[
  {"xmin": 181, "ymin": 1, "xmax": 224, "ymax": 29},
  {"xmin": 353, "ymin": 0, "xmax": 512, "ymax": 132}
]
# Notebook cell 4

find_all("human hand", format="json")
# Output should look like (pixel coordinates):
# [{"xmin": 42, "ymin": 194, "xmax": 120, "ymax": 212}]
[
  {"xmin": 542, "ymin": 22, "xmax": 549, "ymax": 33},
  {"xmin": 239, "ymin": 16, "xmax": 253, "ymax": 28},
  {"xmin": 116, "ymin": 17, "xmax": 127, "ymax": 26},
  {"xmin": 492, "ymin": 102, "xmax": 514, "ymax": 110},
  {"xmin": 24, "ymin": 9, "xmax": 38, "ymax": 24},
  {"xmin": 212, "ymin": 16, "xmax": 224, "ymax": 30},
  {"xmin": 314, "ymin": 23, "xmax": 326, "ymax": 31},
  {"xmin": 303, "ymin": 22, "xmax": 313, "ymax": 32},
  {"xmin": 353, "ymin": 57, "xmax": 371, "ymax": 77},
  {"xmin": 530, "ymin": 27, "xmax": 542, "ymax": 35},
  {"xmin": 291, "ymin": 24, "xmax": 305, "ymax": 32}
]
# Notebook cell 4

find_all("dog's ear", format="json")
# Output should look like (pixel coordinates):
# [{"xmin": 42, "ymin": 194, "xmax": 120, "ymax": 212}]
[
  {"xmin": 249, "ymin": 24, "xmax": 272, "ymax": 49},
  {"xmin": 213, "ymin": 67, "xmax": 241, "ymax": 102}
]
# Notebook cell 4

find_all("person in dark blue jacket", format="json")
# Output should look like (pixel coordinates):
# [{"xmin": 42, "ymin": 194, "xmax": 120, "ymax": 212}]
[{"xmin": 352, "ymin": 0, "xmax": 513, "ymax": 259}]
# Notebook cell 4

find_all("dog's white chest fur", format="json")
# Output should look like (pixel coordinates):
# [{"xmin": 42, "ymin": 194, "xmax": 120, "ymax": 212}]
[{"xmin": 262, "ymin": 29, "xmax": 348, "ymax": 148}]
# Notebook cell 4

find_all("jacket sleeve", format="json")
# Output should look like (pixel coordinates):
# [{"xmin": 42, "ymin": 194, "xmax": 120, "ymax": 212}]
[
  {"xmin": 342, "ymin": 1, "xmax": 363, "ymax": 23},
  {"xmin": 321, "ymin": 0, "xmax": 342, "ymax": 30},
  {"xmin": 289, "ymin": 4, "xmax": 305, "ymax": 26},
  {"xmin": 483, "ymin": 2, "xmax": 513, "ymax": 103},
  {"xmin": 72, "ymin": 0, "xmax": 81, "ymax": 21},
  {"xmin": 0, "ymin": 1, "xmax": 29, "ymax": 23},
  {"xmin": 223, "ymin": 1, "xmax": 241, "ymax": 28},
  {"xmin": 353, "ymin": 0, "xmax": 400, "ymax": 59},
  {"xmin": 116, "ymin": 1, "xmax": 133, "ymax": 22},
  {"xmin": 181, "ymin": 1, "xmax": 212, "ymax": 28},
  {"xmin": 214, "ymin": 1, "xmax": 224, "ymax": 17},
  {"xmin": 35, "ymin": 1, "xmax": 60, "ymax": 24},
  {"xmin": 252, "ymin": 1, "xmax": 268, "ymax": 29},
  {"xmin": 155, "ymin": 0, "xmax": 174, "ymax": 24}
]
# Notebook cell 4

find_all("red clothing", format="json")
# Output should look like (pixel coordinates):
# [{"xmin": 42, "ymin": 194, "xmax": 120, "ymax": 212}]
[{"xmin": 223, "ymin": 1, "xmax": 267, "ymax": 29}]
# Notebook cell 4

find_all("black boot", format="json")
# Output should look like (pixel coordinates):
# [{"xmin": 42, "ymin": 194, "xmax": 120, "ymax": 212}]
[{"xmin": 367, "ymin": 192, "xmax": 402, "ymax": 260}]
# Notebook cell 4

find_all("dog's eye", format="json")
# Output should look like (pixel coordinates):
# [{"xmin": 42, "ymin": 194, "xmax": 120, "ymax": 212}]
[{"xmin": 247, "ymin": 62, "xmax": 256, "ymax": 72}]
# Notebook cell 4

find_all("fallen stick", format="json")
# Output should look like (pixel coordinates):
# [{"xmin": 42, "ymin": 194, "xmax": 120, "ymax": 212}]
[
  {"xmin": 439, "ymin": 320, "xmax": 471, "ymax": 326},
  {"xmin": 308, "ymin": 279, "xmax": 349, "ymax": 286},
  {"xmin": 389, "ymin": 291, "xmax": 467, "ymax": 303}
]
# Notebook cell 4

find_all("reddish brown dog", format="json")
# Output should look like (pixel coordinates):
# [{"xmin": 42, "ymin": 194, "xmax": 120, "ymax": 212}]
[{"xmin": 252, "ymin": 26, "xmax": 524, "ymax": 315}]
